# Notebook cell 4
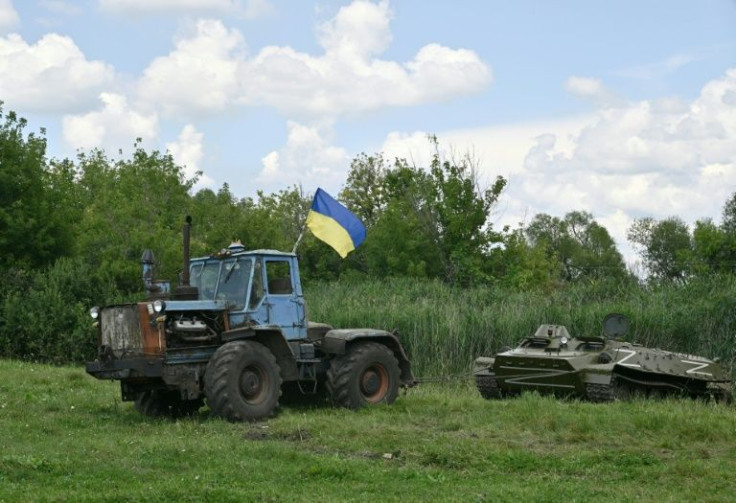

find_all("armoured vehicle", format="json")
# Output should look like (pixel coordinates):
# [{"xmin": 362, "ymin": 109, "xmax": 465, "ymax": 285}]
[
  {"xmin": 474, "ymin": 314, "xmax": 731, "ymax": 402},
  {"xmin": 86, "ymin": 218, "xmax": 415, "ymax": 421}
]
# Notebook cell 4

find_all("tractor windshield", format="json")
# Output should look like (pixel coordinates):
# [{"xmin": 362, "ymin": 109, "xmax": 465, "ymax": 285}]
[{"xmin": 190, "ymin": 258, "xmax": 253, "ymax": 310}]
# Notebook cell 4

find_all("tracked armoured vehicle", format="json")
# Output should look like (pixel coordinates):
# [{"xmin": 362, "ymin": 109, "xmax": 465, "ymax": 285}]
[{"xmin": 474, "ymin": 314, "xmax": 731, "ymax": 402}]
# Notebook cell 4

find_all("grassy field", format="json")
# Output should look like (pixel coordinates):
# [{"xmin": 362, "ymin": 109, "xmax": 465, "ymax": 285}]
[{"xmin": 1, "ymin": 359, "xmax": 735, "ymax": 502}]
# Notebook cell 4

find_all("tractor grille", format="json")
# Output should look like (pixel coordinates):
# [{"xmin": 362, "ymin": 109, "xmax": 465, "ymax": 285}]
[{"xmin": 100, "ymin": 305, "xmax": 144, "ymax": 357}]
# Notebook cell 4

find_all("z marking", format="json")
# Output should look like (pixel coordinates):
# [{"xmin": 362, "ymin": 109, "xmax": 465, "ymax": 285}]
[
  {"xmin": 616, "ymin": 349, "xmax": 641, "ymax": 368},
  {"xmin": 682, "ymin": 360, "xmax": 712, "ymax": 377}
]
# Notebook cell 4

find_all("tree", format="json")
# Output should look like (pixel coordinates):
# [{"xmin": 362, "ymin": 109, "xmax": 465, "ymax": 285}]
[
  {"xmin": 190, "ymin": 184, "xmax": 252, "ymax": 255},
  {"xmin": 424, "ymin": 140, "xmax": 507, "ymax": 285},
  {"xmin": 628, "ymin": 217, "xmax": 692, "ymax": 282},
  {"xmin": 74, "ymin": 144, "xmax": 196, "ymax": 293},
  {"xmin": 722, "ymin": 192, "xmax": 736, "ymax": 235},
  {"xmin": 718, "ymin": 192, "xmax": 736, "ymax": 275},
  {"xmin": 373, "ymin": 137, "xmax": 507, "ymax": 285},
  {"xmin": 246, "ymin": 185, "xmax": 311, "ymax": 251},
  {"xmin": 690, "ymin": 219, "xmax": 730, "ymax": 275},
  {"xmin": 360, "ymin": 193, "xmax": 444, "ymax": 279},
  {"xmin": 490, "ymin": 226, "xmax": 558, "ymax": 290},
  {"xmin": 338, "ymin": 138, "xmax": 508, "ymax": 285},
  {"xmin": 526, "ymin": 211, "xmax": 627, "ymax": 282},
  {"xmin": 339, "ymin": 153, "xmax": 388, "ymax": 228},
  {"xmin": 687, "ymin": 192, "xmax": 736, "ymax": 276},
  {"xmin": 0, "ymin": 104, "xmax": 74, "ymax": 268}
]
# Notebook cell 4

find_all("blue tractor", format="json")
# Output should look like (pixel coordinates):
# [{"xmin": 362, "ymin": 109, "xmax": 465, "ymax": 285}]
[{"xmin": 86, "ymin": 218, "xmax": 415, "ymax": 421}]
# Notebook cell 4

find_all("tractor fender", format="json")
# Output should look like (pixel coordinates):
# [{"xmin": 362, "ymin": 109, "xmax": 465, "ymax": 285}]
[
  {"xmin": 220, "ymin": 325, "xmax": 298, "ymax": 381},
  {"xmin": 221, "ymin": 326, "xmax": 257, "ymax": 343},
  {"xmin": 322, "ymin": 329, "xmax": 416, "ymax": 387}
]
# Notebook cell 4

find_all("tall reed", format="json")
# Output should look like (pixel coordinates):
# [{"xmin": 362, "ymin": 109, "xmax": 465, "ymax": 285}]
[{"xmin": 305, "ymin": 276, "xmax": 736, "ymax": 378}]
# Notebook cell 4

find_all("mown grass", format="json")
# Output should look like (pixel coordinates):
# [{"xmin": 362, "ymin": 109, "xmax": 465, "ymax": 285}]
[
  {"xmin": 305, "ymin": 276, "xmax": 736, "ymax": 378},
  {"xmin": 2, "ymin": 360, "xmax": 735, "ymax": 502}
]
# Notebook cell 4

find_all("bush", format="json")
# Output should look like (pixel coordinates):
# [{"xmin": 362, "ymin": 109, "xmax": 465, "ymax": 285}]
[{"xmin": 0, "ymin": 257, "xmax": 118, "ymax": 363}]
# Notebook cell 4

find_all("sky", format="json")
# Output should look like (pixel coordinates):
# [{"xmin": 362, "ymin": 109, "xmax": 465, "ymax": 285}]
[{"xmin": 1, "ymin": 0, "xmax": 736, "ymax": 265}]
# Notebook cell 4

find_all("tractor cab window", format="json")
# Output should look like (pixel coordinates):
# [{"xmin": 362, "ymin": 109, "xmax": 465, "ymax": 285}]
[
  {"xmin": 216, "ymin": 258, "xmax": 252, "ymax": 310},
  {"xmin": 189, "ymin": 263, "xmax": 203, "ymax": 287},
  {"xmin": 265, "ymin": 260, "xmax": 293, "ymax": 295},
  {"xmin": 249, "ymin": 260, "xmax": 264, "ymax": 310},
  {"xmin": 191, "ymin": 261, "xmax": 220, "ymax": 300}
]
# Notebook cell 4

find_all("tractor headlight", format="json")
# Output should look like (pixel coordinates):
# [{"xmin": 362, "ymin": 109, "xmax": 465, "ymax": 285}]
[
  {"xmin": 153, "ymin": 300, "xmax": 166, "ymax": 313},
  {"xmin": 560, "ymin": 336, "xmax": 568, "ymax": 346},
  {"xmin": 90, "ymin": 306, "xmax": 100, "ymax": 319}
]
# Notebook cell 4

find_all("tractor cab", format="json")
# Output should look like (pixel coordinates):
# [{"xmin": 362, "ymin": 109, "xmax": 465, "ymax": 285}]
[{"xmin": 188, "ymin": 244, "xmax": 307, "ymax": 340}]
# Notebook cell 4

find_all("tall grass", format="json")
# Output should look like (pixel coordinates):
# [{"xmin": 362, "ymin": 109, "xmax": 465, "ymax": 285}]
[{"xmin": 305, "ymin": 275, "xmax": 736, "ymax": 378}]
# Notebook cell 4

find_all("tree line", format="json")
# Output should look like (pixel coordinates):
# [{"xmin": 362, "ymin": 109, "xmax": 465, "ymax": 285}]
[{"xmin": 1, "ymin": 104, "xmax": 735, "ymax": 363}]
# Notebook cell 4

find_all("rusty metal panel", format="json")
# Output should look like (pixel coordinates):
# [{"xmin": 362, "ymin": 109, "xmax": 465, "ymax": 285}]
[
  {"xmin": 137, "ymin": 303, "xmax": 165, "ymax": 354},
  {"xmin": 100, "ymin": 305, "xmax": 143, "ymax": 357}
]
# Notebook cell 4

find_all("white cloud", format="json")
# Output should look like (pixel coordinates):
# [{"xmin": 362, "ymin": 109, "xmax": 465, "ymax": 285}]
[
  {"xmin": 166, "ymin": 124, "xmax": 215, "ymax": 190},
  {"xmin": 137, "ymin": 19, "xmax": 244, "ymax": 118},
  {"xmin": 404, "ymin": 44, "xmax": 491, "ymax": 103},
  {"xmin": 137, "ymin": 1, "xmax": 491, "ymax": 118},
  {"xmin": 565, "ymin": 76, "xmax": 621, "ymax": 108},
  {"xmin": 241, "ymin": 17, "xmax": 491, "ymax": 117},
  {"xmin": 99, "ymin": 0, "xmax": 272, "ymax": 18},
  {"xmin": 565, "ymin": 76, "xmax": 606, "ymax": 98},
  {"xmin": 380, "ymin": 69, "xmax": 736, "ymax": 265},
  {"xmin": 380, "ymin": 119, "xmax": 590, "ymax": 234},
  {"xmin": 0, "ymin": 0, "xmax": 19, "ymax": 33},
  {"xmin": 256, "ymin": 121, "xmax": 349, "ymax": 194},
  {"xmin": 0, "ymin": 33, "xmax": 115, "ymax": 112},
  {"xmin": 381, "ymin": 116, "xmax": 589, "ymax": 197},
  {"xmin": 317, "ymin": 0, "xmax": 392, "ymax": 59},
  {"xmin": 515, "ymin": 70, "xmax": 736, "ymax": 259},
  {"xmin": 62, "ymin": 93, "xmax": 158, "ymax": 152}
]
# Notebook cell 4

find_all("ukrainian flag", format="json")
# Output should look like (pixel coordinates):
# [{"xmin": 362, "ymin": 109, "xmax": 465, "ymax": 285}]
[{"xmin": 306, "ymin": 188, "xmax": 366, "ymax": 258}]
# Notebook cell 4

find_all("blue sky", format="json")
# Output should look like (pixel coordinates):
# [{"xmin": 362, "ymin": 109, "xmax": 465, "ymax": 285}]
[{"xmin": 1, "ymin": 0, "xmax": 735, "ymax": 265}]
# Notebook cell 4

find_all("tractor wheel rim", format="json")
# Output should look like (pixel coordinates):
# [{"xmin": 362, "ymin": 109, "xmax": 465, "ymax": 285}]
[
  {"xmin": 360, "ymin": 364, "xmax": 389, "ymax": 402},
  {"xmin": 239, "ymin": 365, "xmax": 268, "ymax": 403}
]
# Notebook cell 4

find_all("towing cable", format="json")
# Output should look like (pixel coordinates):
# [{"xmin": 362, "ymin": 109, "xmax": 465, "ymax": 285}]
[{"xmin": 412, "ymin": 368, "xmax": 490, "ymax": 384}]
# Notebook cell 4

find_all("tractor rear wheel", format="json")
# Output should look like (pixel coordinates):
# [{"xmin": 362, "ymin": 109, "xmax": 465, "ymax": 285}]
[
  {"xmin": 204, "ymin": 340, "xmax": 282, "ymax": 422},
  {"xmin": 134, "ymin": 390, "xmax": 203, "ymax": 418},
  {"xmin": 327, "ymin": 342, "xmax": 400, "ymax": 409}
]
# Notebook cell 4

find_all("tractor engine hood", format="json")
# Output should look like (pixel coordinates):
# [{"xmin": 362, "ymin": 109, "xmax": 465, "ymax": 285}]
[{"xmin": 157, "ymin": 299, "xmax": 230, "ymax": 313}]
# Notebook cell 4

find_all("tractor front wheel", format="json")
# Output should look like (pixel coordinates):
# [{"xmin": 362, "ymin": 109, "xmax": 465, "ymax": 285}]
[
  {"xmin": 204, "ymin": 340, "xmax": 282, "ymax": 422},
  {"xmin": 327, "ymin": 342, "xmax": 400, "ymax": 409}
]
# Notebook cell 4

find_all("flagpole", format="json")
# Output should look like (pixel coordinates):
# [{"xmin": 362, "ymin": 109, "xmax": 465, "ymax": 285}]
[
  {"xmin": 292, "ymin": 225, "xmax": 306, "ymax": 254},
  {"xmin": 293, "ymin": 191, "xmax": 313, "ymax": 254}
]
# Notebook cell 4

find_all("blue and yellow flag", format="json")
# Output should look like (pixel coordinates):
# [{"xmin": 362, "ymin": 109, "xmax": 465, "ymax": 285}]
[{"xmin": 306, "ymin": 188, "xmax": 366, "ymax": 258}]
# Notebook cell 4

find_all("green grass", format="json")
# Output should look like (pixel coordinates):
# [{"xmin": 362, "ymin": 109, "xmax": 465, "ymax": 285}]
[{"xmin": 2, "ymin": 360, "xmax": 736, "ymax": 502}]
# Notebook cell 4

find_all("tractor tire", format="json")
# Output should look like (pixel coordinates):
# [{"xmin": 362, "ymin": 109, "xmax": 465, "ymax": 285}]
[
  {"xmin": 204, "ymin": 340, "xmax": 282, "ymax": 422},
  {"xmin": 326, "ymin": 342, "xmax": 400, "ymax": 409},
  {"xmin": 134, "ymin": 390, "xmax": 203, "ymax": 418}
]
